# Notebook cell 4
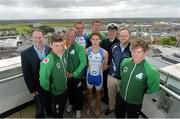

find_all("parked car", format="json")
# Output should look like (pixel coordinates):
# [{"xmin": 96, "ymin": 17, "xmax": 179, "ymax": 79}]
[{"xmin": 0, "ymin": 35, "xmax": 22, "ymax": 49}]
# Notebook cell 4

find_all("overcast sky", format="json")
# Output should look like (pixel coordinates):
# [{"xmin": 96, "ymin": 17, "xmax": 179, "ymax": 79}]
[{"xmin": 0, "ymin": 0, "xmax": 180, "ymax": 20}]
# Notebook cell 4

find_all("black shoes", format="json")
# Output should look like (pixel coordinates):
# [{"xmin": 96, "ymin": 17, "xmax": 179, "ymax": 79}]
[{"xmin": 101, "ymin": 97, "xmax": 109, "ymax": 105}]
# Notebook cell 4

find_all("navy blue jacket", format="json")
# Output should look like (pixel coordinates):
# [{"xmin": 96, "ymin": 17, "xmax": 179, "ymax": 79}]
[{"xmin": 108, "ymin": 42, "xmax": 131, "ymax": 79}]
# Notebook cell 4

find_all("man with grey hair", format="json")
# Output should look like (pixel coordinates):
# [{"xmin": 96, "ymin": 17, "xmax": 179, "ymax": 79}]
[{"xmin": 101, "ymin": 23, "xmax": 119, "ymax": 105}]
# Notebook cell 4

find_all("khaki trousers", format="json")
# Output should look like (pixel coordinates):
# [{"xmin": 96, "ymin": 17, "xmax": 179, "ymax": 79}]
[{"xmin": 107, "ymin": 75, "xmax": 120, "ymax": 110}]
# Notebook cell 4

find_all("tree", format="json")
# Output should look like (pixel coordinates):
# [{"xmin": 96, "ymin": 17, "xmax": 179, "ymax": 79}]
[
  {"xmin": 39, "ymin": 25, "xmax": 55, "ymax": 34},
  {"xmin": 160, "ymin": 36, "xmax": 177, "ymax": 46}
]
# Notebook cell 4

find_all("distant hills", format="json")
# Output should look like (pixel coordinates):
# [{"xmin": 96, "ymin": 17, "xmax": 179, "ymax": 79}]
[{"xmin": 0, "ymin": 17, "xmax": 180, "ymax": 24}]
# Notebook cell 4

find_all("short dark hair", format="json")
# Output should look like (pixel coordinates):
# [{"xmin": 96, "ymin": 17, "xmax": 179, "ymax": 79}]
[
  {"xmin": 131, "ymin": 39, "xmax": 150, "ymax": 52},
  {"xmin": 119, "ymin": 27, "xmax": 131, "ymax": 35},
  {"xmin": 50, "ymin": 32, "xmax": 64, "ymax": 44},
  {"xmin": 92, "ymin": 20, "xmax": 101, "ymax": 26},
  {"xmin": 75, "ymin": 20, "xmax": 85, "ymax": 27},
  {"xmin": 31, "ymin": 28, "xmax": 44, "ymax": 35},
  {"xmin": 89, "ymin": 33, "xmax": 100, "ymax": 40}
]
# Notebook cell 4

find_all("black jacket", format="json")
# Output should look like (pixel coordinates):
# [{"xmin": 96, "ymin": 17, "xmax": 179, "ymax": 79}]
[
  {"xmin": 21, "ymin": 45, "xmax": 51, "ymax": 93},
  {"xmin": 101, "ymin": 37, "xmax": 119, "ymax": 65}
]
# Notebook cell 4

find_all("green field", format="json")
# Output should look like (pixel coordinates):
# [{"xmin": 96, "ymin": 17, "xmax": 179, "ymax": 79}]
[
  {"xmin": 0, "ymin": 23, "xmax": 32, "ymax": 35},
  {"xmin": 44, "ymin": 21, "xmax": 74, "ymax": 27},
  {"xmin": 0, "ymin": 21, "xmax": 75, "ymax": 35}
]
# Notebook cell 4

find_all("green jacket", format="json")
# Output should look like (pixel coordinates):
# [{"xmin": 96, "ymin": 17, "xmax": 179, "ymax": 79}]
[
  {"xmin": 119, "ymin": 58, "xmax": 160, "ymax": 105},
  {"xmin": 64, "ymin": 42, "xmax": 86, "ymax": 79},
  {"xmin": 39, "ymin": 51, "xmax": 67, "ymax": 96}
]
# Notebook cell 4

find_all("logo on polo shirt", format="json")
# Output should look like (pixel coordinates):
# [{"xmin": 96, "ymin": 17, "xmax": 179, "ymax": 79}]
[
  {"xmin": 70, "ymin": 49, "xmax": 75, "ymax": 55},
  {"xmin": 56, "ymin": 63, "xmax": 61, "ymax": 69},
  {"xmin": 123, "ymin": 67, "xmax": 128, "ymax": 73},
  {"xmin": 135, "ymin": 73, "xmax": 143, "ymax": 80}
]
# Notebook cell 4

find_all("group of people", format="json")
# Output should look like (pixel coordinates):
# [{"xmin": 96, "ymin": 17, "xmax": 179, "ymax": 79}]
[{"xmin": 21, "ymin": 20, "xmax": 160, "ymax": 118}]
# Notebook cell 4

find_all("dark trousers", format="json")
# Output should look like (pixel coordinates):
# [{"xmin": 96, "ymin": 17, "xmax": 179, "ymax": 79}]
[
  {"xmin": 67, "ymin": 78, "xmax": 83, "ymax": 110},
  {"xmin": 102, "ymin": 69, "xmax": 109, "ymax": 102},
  {"xmin": 34, "ymin": 89, "xmax": 53, "ymax": 118},
  {"xmin": 43, "ymin": 89, "xmax": 53, "ymax": 116},
  {"xmin": 52, "ymin": 91, "xmax": 68, "ymax": 118},
  {"xmin": 34, "ymin": 94, "xmax": 45, "ymax": 118},
  {"xmin": 115, "ymin": 93, "xmax": 142, "ymax": 118}
]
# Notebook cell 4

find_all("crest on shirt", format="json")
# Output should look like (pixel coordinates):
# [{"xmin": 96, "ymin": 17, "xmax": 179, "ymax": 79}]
[
  {"xmin": 43, "ymin": 58, "xmax": 49, "ymax": 63},
  {"xmin": 123, "ymin": 67, "xmax": 128, "ymax": 73},
  {"xmin": 70, "ymin": 49, "xmax": 75, "ymax": 55},
  {"xmin": 135, "ymin": 73, "xmax": 143, "ymax": 80},
  {"xmin": 88, "ymin": 54, "xmax": 92, "ymax": 59},
  {"xmin": 56, "ymin": 63, "xmax": 61, "ymax": 69}
]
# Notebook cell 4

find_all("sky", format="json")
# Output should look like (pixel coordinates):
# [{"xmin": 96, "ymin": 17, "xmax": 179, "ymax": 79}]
[{"xmin": 0, "ymin": 0, "xmax": 180, "ymax": 20}]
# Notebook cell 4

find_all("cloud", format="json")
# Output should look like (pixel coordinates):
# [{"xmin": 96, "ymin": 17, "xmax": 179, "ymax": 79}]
[
  {"xmin": 128, "ymin": 0, "xmax": 180, "ymax": 7},
  {"xmin": 0, "ymin": 0, "xmax": 120, "ymax": 8},
  {"xmin": 0, "ymin": 0, "xmax": 179, "ymax": 20}
]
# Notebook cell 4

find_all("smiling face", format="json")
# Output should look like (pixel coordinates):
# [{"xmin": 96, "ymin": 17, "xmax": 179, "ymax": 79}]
[
  {"xmin": 131, "ymin": 47, "xmax": 147, "ymax": 64},
  {"xmin": 66, "ymin": 29, "xmax": 76, "ymax": 45},
  {"xmin": 131, "ymin": 39, "xmax": 149, "ymax": 64},
  {"xmin": 119, "ymin": 29, "xmax": 130, "ymax": 44},
  {"xmin": 32, "ymin": 31, "xmax": 44, "ymax": 48},
  {"xmin": 50, "ymin": 41, "xmax": 64, "ymax": 56},
  {"xmin": 108, "ymin": 29, "xmax": 117, "ymax": 39}
]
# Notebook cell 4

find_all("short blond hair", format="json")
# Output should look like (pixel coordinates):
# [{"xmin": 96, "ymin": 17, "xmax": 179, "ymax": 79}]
[{"xmin": 65, "ymin": 28, "xmax": 76, "ymax": 34}]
